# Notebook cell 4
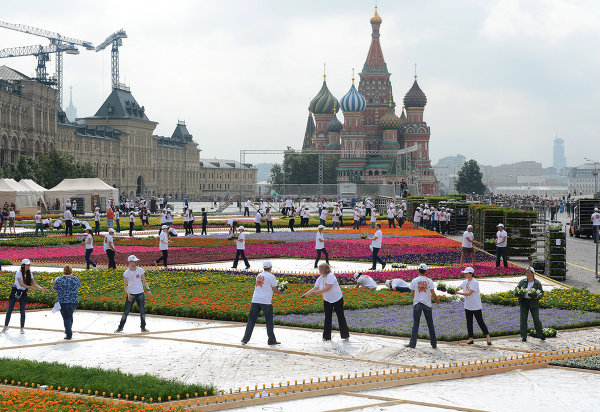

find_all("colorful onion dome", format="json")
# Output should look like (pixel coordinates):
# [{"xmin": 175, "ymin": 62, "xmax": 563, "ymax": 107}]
[
  {"xmin": 403, "ymin": 77, "xmax": 427, "ymax": 108},
  {"xmin": 370, "ymin": 6, "xmax": 382, "ymax": 24},
  {"xmin": 379, "ymin": 105, "xmax": 401, "ymax": 130},
  {"xmin": 327, "ymin": 112, "xmax": 343, "ymax": 132},
  {"xmin": 309, "ymin": 78, "xmax": 339, "ymax": 115},
  {"xmin": 340, "ymin": 82, "xmax": 366, "ymax": 113}
]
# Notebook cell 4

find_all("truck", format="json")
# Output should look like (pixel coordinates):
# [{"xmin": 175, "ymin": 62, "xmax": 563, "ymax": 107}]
[{"xmin": 569, "ymin": 199, "xmax": 599, "ymax": 238}]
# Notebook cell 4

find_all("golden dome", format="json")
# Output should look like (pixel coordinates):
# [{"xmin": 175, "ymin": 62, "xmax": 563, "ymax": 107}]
[{"xmin": 370, "ymin": 6, "xmax": 382, "ymax": 24}]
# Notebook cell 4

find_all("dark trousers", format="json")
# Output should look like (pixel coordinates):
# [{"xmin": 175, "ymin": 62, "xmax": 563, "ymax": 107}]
[
  {"xmin": 189, "ymin": 222, "xmax": 194, "ymax": 235},
  {"xmin": 388, "ymin": 218, "xmax": 396, "ymax": 228},
  {"xmin": 106, "ymin": 249, "xmax": 116, "ymax": 269},
  {"xmin": 59, "ymin": 302, "xmax": 77, "ymax": 339},
  {"xmin": 520, "ymin": 300, "xmax": 544, "ymax": 339},
  {"xmin": 440, "ymin": 221, "xmax": 447, "ymax": 235},
  {"xmin": 129, "ymin": 222, "xmax": 134, "ymax": 237},
  {"xmin": 201, "ymin": 224, "xmax": 207, "ymax": 235},
  {"xmin": 233, "ymin": 249, "xmax": 250, "ymax": 268},
  {"xmin": 409, "ymin": 302, "xmax": 437, "ymax": 347},
  {"xmin": 266, "ymin": 221, "xmax": 274, "ymax": 232},
  {"xmin": 332, "ymin": 221, "xmax": 340, "ymax": 229},
  {"xmin": 156, "ymin": 249, "xmax": 168, "ymax": 267},
  {"xmin": 118, "ymin": 293, "xmax": 146, "ymax": 329},
  {"xmin": 94, "ymin": 221, "xmax": 100, "ymax": 235},
  {"xmin": 34, "ymin": 223, "xmax": 44, "ymax": 236},
  {"xmin": 366, "ymin": 208, "xmax": 371, "ymax": 217},
  {"xmin": 4, "ymin": 287, "xmax": 27, "ymax": 328},
  {"xmin": 255, "ymin": 222, "xmax": 261, "ymax": 233},
  {"xmin": 465, "ymin": 309, "xmax": 489, "ymax": 338},
  {"xmin": 65, "ymin": 220, "xmax": 73, "ymax": 236},
  {"xmin": 85, "ymin": 248, "xmax": 96, "ymax": 269},
  {"xmin": 435, "ymin": 221, "xmax": 440, "ymax": 232},
  {"xmin": 244, "ymin": 207, "xmax": 250, "ymax": 217},
  {"xmin": 288, "ymin": 219, "xmax": 295, "ymax": 232},
  {"xmin": 371, "ymin": 247, "xmax": 385, "ymax": 269},
  {"xmin": 242, "ymin": 302, "xmax": 277, "ymax": 344},
  {"xmin": 116, "ymin": 219, "xmax": 121, "ymax": 233},
  {"xmin": 395, "ymin": 286, "xmax": 411, "ymax": 292},
  {"xmin": 496, "ymin": 246, "xmax": 508, "ymax": 267},
  {"xmin": 594, "ymin": 225, "xmax": 599, "ymax": 243},
  {"xmin": 320, "ymin": 219, "xmax": 325, "ymax": 226},
  {"xmin": 323, "ymin": 297, "xmax": 349, "ymax": 340},
  {"xmin": 353, "ymin": 220, "xmax": 360, "ymax": 229},
  {"xmin": 315, "ymin": 248, "xmax": 329, "ymax": 267}
]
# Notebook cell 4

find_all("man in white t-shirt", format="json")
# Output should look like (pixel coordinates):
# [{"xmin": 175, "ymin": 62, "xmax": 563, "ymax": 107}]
[
  {"xmin": 354, "ymin": 273, "xmax": 377, "ymax": 290},
  {"xmin": 422, "ymin": 206, "xmax": 430, "ymax": 230},
  {"xmin": 94, "ymin": 207, "xmax": 101, "ymax": 235},
  {"xmin": 591, "ymin": 208, "xmax": 600, "ymax": 243},
  {"xmin": 368, "ymin": 223, "xmax": 386, "ymax": 270},
  {"xmin": 154, "ymin": 225, "xmax": 169, "ymax": 268},
  {"xmin": 241, "ymin": 261, "xmax": 284, "ymax": 345},
  {"xmin": 438, "ymin": 207, "xmax": 447, "ymax": 234},
  {"xmin": 64, "ymin": 207, "xmax": 73, "ymax": 236},
  {"xmin": 115, "ymin": 255, "xmax": 151, "ymax": 333},
  {"xmin": 34, "ymin": 210, "xmax": 44, "ymax": 236},
  {"xmin": 244, "ymin": 199, "xmax": 252, "ymax": 217},
  {"xmin": 460, "ymin": 224, "xmax": 481, "ymax": 265},
  {"xmin": 314, "ymin": 225, "xmax": 330, "ymax": 268},
  {"xmin": 284, "ymin": 198, "xmax": 292, "ymax": 216},
  {"xmin": 104, "ymin": 228, "xmax": 117, "ymax": 269},
  {"xmin": 319, "ymin": 207, "xmax": 329, "ymax": 227},
  {"xmin": 387, "ymin": 205, "xmax": 396, "ymax": 228},
  {"xmin": 254, "ymin": 211, "xmax": 263, "ymax": 233},
  {"xmin": 495, "ymin": 223, "xmax": 508, "ymax": 268},
  {"xmin": 353, "ymin": 207, "xmax": 361, "ymax": 229},
  {"xmin": 232, "ymin": 226, "xmax": 251, "ymax": 270},
  {"xmin": 406, "ymin": 263, "xmax": 440, "ymax": 349},
  {"xmin": 385, "ymin": 278, "xmax": 410, "ymax": 293}
]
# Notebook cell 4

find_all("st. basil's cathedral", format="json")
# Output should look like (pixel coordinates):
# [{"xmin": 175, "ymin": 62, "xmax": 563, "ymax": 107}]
[{"xmin": 302, "ymin": 7, "xmax": 439, "ymax": 194}]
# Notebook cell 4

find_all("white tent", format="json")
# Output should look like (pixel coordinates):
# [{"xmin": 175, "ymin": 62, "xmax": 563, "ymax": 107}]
[
  {"xmin": 18, "ymin": 179, "xmax": 47, "ymax": 210},
  {"xmin": 0, "ymin": 179, "xmax": 39, "ymax": 208},
  {"xmin": 45, "ymin": 178, "xmax": 118, "ymax": 213}
]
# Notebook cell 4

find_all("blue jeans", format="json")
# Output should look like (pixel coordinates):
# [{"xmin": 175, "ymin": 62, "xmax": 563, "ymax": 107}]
[
  {"xmin": 116, "ymin": 219, "xmax": 121, "ymax": 233},
  {"xmin": 4, "ymin": 287, "xmax": 27, "ymax": 328},
  {"xmin": 85, "ymin": 248, "xmax": 96, "ymax": 269},
  {"xmin": 242, "ymin": 302, "xmax": 277, "ymax": 344},
  {"xmin": 118, "ymin": 293, "xmax": 146, "ymax": 329},
  {"xmin": 408, "ymin": 302, "xmax": 437, "ymax": 347},
  {"xmin": 371, "ymin": 247, "xmax": 385, "ymax": 269},
  {"xmin": 59, "ymin": 302, "xmax": 78, "ymax": 339}
]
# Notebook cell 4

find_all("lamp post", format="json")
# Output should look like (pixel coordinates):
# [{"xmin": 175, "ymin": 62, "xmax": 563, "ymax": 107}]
[{"xmin": 585, "ymin": 158, "xmax": 600, "ymax": 280}]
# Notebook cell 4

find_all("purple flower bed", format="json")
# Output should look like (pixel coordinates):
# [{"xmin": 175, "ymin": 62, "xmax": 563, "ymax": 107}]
[{"xmin": 271, "ymin": 302, "xmax": 600, "ymax": 341}]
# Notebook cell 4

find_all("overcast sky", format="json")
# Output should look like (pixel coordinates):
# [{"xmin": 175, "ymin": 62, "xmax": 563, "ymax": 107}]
[{"xmin": 2, "ymin": 0, "xmax": 599, "ymax": 167}]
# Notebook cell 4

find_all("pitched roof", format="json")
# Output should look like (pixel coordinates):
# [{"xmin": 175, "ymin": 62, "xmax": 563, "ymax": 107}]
[
  {"xmin": 93, "ymin": 87, "xmax": 150, "ymax": 121},
  {"xmin": 171, "ymin": 122, "xmax": 193, "ymax": 142},
  {"xmin": 0, "ymin": 65, "xmax": 30, "ymax": 81}
]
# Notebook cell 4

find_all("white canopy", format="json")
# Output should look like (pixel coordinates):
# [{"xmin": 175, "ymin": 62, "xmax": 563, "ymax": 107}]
[
  {"xmin": 0, "ymin": 179, "xmax": 40, "ymax": 208},
  {"xmin": 45, "ymin": 178, "xmax": 118, "ymax": 212}
]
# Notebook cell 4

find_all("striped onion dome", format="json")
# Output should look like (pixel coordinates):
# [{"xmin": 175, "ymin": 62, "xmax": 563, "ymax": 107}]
[
  {"xmin": 309, "ymin": 80, "xmax": 339, "ymax": 115},
  {"xmin": 327, "ymin": 112, "xmax": 343, "ymax": 132},
  {"xmin": 403, "ymin": 78, "xmax": 427, "ymax": 108},
  {"xmin": 379, "ymin": 105, "xmax": 401, "ymax": 130},
  {"xmin": 340, "ymin": 83, "xmax": 366, "ymax": 113}
]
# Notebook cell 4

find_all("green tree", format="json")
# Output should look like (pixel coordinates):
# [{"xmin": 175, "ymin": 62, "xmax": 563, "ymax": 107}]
[
  {"xmin": 455, "ymin": 159, "xmax": 487, "ymax": 194},
  {"xmin": 280, "ymin": 147, "xmax": 337, "ymax": 184},
  {"xmin": 268, "ymin": 163, "xmax": 285, "ymax": 185}
]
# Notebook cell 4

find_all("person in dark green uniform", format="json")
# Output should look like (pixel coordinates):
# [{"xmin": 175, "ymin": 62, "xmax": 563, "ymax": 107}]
[{"xmin": 518, "ymin": 267, "xmax": 545, "ymax": 342}]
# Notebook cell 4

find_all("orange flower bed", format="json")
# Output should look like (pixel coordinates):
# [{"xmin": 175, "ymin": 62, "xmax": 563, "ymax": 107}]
[{"xmin": 324, "ymin": 224, "xmax": 442, "ymax": 237}]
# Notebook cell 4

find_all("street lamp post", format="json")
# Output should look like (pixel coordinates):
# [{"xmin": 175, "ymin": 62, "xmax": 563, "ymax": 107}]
[{"xmin": 585, "ymin": 158, "xmax": 600, "ymax": 280}]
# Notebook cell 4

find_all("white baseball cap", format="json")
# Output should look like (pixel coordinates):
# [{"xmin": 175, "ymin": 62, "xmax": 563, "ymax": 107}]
[
  {"xmin": 317, "ymin": 225, "xmax": 324, "ymax": 230},
  {"xmin": 595, "ymin": 208, "xmax": 599, "ymax": 212},
  {"xmin": 527, "ymin": 266, "xmax": 536, "ymax": 274},
  {"xmin": 127, "ymin": 255, "xmax": 139, "ymax": 262},
  {"xmin": 462, "ymin": 267, "xmax": 475, "ymax": 274},
  {"xmin": 385, "ymin": 280, "xmax": 391, "ymax": 288},
  {"xmin": 239, "ymin": 226, "xmax": 245, "ymax": 230},
  {"xmin": 497, "ymin": 223, "xmax": 504, "ymax": 227},
  {"xmin": 262, "ymin": 261, "xmax": 272, "ymax": 269},
  {"xmin": 354, "ymin": 272, "xmax": 361, "ymax": 280},
  {"xmin": 37, "ymin": 210, "xmax": 41, "ymax": 214},
  {"xmin": 108, "ymin": 228, "xmax": 115, "ymax": 233},
  {"xmin": 467, "ymin": 225, "xmax": 473, "ymax": 229},
  {"xmin": 161, "ymin": 224, "xmax": 168, "ymax": 229},
  {"xmin": 418, "ymin": 263, "xmax": 428, "ymax": 271},
  {"xmin": 21, "ymin": 258, "xmax": 30, "ymax": 265}
]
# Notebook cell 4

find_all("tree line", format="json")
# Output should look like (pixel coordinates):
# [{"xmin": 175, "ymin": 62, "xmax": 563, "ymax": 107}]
[{"xmin": 0, "ymin": 150, "xmax": 97, "ymax": 189}]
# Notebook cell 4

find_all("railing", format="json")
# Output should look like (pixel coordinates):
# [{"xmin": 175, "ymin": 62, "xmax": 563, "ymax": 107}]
[{"xmin": 255, "ymin": 183, "xmax": 402, "ymax": 198}]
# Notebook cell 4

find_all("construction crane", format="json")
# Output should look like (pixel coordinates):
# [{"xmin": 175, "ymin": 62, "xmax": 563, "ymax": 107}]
[
  {"xmin": 0, "ymin": 20, "xmax": 94, "ymax": 108},
  {"xmin": 95, "ymin": 29, "xmax": 127, "ymax": 90},
  {"xmin": 0, "ymin": 43, "xmax": 79, "ymax": 84}
]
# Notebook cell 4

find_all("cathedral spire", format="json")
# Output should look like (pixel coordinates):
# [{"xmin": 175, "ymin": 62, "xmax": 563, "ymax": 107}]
[{"xmin": 363, "ymin": 6, "xmax": 387, "ymax": 73}]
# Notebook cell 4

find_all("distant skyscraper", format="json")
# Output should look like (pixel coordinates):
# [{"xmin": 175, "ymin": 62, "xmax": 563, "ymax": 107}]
[
  {"xmin": 553, "ymin": 135, "xmax": 567, "ymax": 171},
  {"xmin": 65, "ymin": 86, "xmax": 77, "ymax": 123}
]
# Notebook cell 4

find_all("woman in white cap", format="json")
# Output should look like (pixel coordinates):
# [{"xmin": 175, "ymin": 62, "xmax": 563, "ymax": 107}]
[
  {"xmin": 354, "ymin": 273, "xmax": 377, "ymax": 290},
  {"xmin": 302, "ymin": 262, "xmax": 349, "ymax": 342},
  {"xmin": 332, "ymin": 205, "xmax": 341, "ymax": 230},
  {"xmin": 154, "ymin": 225, "xmax": 169, "ymax": 268},
  {"xmin": 128, "ymin": 211, "xmax": 135, "ymax": 238},
  {"xmin": 495, "ymin": 223, "xmax": 508, "ymax": 267},
  {"xmin": 241, "ymin": 261, "xmax": 284, "ymax": 345},
  {"xmin": 517, "ymin": 267, "xmax": 545, "ymax": 342},
  {"xmin": 104, "ymin": 228, "xmax": 117, "ymax": 269},
  {"xmin": 385, "ymin": 278, "xmax": 410, "ymax": 293},
  {"xmin": 114, "ymin": 207, "xmax": 121, "ymax": 233},
  {"xmin": 115, "ymin": 255, "xmax": 152, "ymax": 333},
  {"xmin": 288, "ymin": 207, "xmax": 296, "ymax": 232},
  {"xmin": 455, "ymin": 267, "xmax": 492, "ymax": 345},
  {"xmin": 34, "ymin": 210, "xmax": 44, "ymax": 236},
  {"xmin": 265, "ymin": 207, "xmax": 274, "ymax": 233},
  {"xmin": 2, "ymin": 259, "xmax": 46, "ymax": 334},
  {"xmin": 232, "ymin": 226, "xmax": 250, "ymax": 269},
  {"xmin": 314, "ymin": 225, "xmax": 330, "ymax": 268},
  {"xmin": 94, "ymin": 207, "xmax": 101, "ymax": 235},
  {"xmin": 368, "ymin": 223, "xmax": 386, "ymax": 270},
  {"xmin": 84, "ymin": 227, "xmax": 97, "ymax": 270}
]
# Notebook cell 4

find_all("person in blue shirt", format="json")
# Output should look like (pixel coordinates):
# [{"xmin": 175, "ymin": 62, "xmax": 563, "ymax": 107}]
[{"xmin": 52, "ymin": 265, "xmax": 81, "ymax": 340}]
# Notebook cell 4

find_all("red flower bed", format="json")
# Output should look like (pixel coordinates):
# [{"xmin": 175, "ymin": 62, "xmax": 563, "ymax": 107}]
[{"xmin": 0, "ymin": 301, "xmax": 48, "ymax": 311}]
